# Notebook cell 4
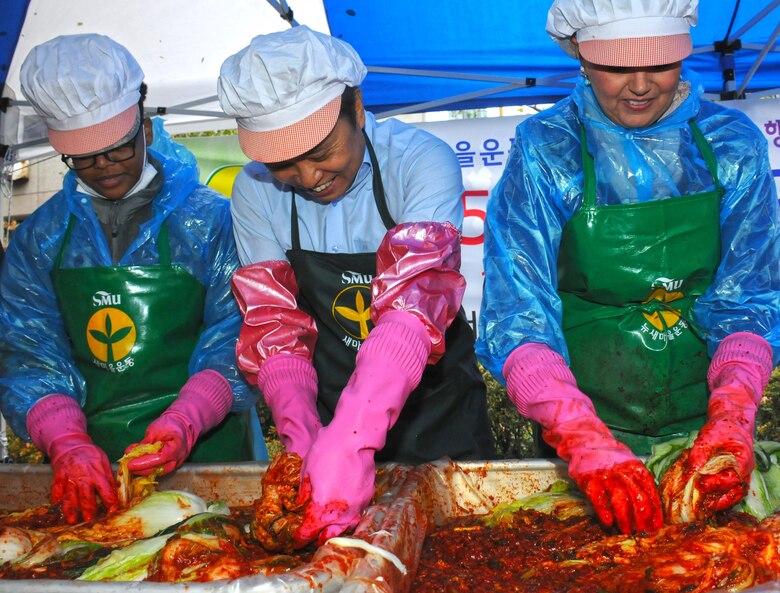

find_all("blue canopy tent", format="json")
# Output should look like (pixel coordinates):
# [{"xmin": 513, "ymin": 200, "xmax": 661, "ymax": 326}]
[
  {"xmin": 0, "ymin": 0, "xmax": 778, "ymax": 155},
  {"xmin": 326, "ymin": 0, "xmax": 780, "ymax": 116}
]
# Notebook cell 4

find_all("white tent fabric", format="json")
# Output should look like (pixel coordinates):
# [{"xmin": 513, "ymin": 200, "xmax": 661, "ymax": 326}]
[{"xmin": 1, "ymin": 0, "xmax": 331, "ymax": 160}]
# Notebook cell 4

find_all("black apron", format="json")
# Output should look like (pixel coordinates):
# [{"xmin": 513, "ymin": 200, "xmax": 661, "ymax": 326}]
[{"xmin": 286, "ymin": 133, "xmax": 494, "ymax": 464}]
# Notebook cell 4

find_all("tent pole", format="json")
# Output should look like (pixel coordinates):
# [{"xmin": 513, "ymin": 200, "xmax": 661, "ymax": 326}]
[
  {"xmin": 726, "ymin": 0, "xmax": 780, "ymax": 43},
  {"xmin": 737, "ymin": 20, "xmax": 780, "ymax": 97},
  {"xmin": 1, "ymin": 146, "xmax": 15, "ymax": 250},
  {"xmin": 265, "ymin": 0, "xmax": 298, "ymax": 26},
  {"xmin": 718, "ymin": 42, "xmax": 740, "ymax": 100},
  {"xmin": 368, "ymin": 67, "xmax": 577, "ymax": 117},
  {"xmin": 368, "ymin": 65, "xmax": 576, "ymax": 86},
  {"xmin": 376, "ymin": 83, "xmax": 527, "ymax": 119}
]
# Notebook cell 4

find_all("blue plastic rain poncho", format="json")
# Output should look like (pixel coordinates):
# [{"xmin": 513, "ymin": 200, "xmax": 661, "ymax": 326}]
[
  {"xmin": 0, "ymin": 148, "xmax": 255, "ymax": 441},
  {"xmin": 477, "ymin": 69, "xmax": 780, "ymax": 384}
]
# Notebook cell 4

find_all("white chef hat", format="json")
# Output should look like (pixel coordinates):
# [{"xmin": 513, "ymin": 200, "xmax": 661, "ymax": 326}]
[
  {"xmin": 217, "ymin": 25, "xmax": 367, "ymax": 164},
  {"xmin": 547, "ymin": 0, "xmax": 698, "ymax": 68},
  {"xmin": 20, "ymin": 34, "xmax": 144, "ymax": 156}
]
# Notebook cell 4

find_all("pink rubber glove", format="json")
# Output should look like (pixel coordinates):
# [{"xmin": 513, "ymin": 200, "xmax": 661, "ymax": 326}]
[
  {"xmin": 126, "ymin": 370, "xmax": 233, "ymax": 475},
  {"xmin": 231, "ymin": 261, "xmax": 318, "ymax": 385},
  {"xmin": 371, "ymin": 222, "xmax": 465, "ymax": 364},
  {"xmin": 231, "ymin": 261, "xmax": 322, "ymax": 456},
  {"xmin": 26, "ymin": 394, "xmax": 118, "ymax": 524},
  {"xmin": 671, "ymin": 332, "xmax": 774, "ymax": 515},
  {"xmin": 505, "ymin": 343, "xmax": 663, "ymax": 534},
  {"xmin": 294, "ymin": 311, "xmax": 431, "ymax": 546},
  {"xmin": 257, "ymin": 354, "xmax": 322, "ymax": 457}
]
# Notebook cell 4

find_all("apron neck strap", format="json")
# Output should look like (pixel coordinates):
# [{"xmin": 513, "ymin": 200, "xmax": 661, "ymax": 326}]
[
  {"xmin": 291, "ymin": 187, "xmax": 302, "ymax": 250},
  {"xmin": 579, "ymin": 125, "xmax": 597, "ymax": 208},
  {"xmin": 55, "ymin": 215, "xmax": 77, "ymax": 269},
  {"xmin": 688, "ymin": 119, "xmax": 723, "ymax": 192},
  {"xmin": 363, "ymin": 129, "xmax": 396, "ymax": 230},
  {"xmin": 55, "ymin": 215, "xmax": 170, "ymax": 267}
]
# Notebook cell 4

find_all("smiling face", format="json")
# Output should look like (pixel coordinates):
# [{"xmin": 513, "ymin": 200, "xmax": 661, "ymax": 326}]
[
  {"xmin": 263, "ymin": 91, "xmax": 367, "ymax": 203},
  {"xmin": 73, "ymin": 124, "xmax": 147, "ymax": 201},
  {"xmin": 573, "ymin": 39, "xmax": 683, "ymax": 129}
]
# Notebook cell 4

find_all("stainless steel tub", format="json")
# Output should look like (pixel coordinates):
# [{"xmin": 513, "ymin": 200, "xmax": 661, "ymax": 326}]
[
  {"xmin": 0, "ymin": 461, "xmax": 422, "ymax": 593},
  {"xmin": 3, "ymin": 459, "xmax": 780, "ymax": 593},
  {"xmin": 401, "ymin": 459, "xmax": 780, "ymax": 593}
]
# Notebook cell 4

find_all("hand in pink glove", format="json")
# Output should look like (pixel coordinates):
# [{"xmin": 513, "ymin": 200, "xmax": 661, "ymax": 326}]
[
  {"xmin": 258, "ymin": 354, "xmax": 322, "ymax": 457},
  {"xmin": 231, "ymin": 261, "xmax": 320, "ymax": 457},
  {"xmin": 294, "ymin": 311, "xmax": 431, "ymax": 546},
  {"xmin": 26, "ymin": 394, "xmax": 118, "ymax": 524},
  {"xmin": 125, "ymin": 370, "xmax": 233, "ymax": 475},
  {"xmin": 505, "ymin": 343, "xmax": 663, "ymax": 534},
  {"xmin": 673, "ymin": 333, "xmax": 774, "ymax": 515}
]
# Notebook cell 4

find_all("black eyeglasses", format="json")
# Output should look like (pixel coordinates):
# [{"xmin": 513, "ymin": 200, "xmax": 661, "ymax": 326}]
[{"xmin": 61, "ymin": 125, "xmax": 142, "ymax": 171}]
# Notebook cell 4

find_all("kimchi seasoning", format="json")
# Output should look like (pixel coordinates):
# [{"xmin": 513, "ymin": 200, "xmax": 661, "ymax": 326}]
[{"xmin": 411, "ymin": 509, "xmax": 780, "ymax": 593}]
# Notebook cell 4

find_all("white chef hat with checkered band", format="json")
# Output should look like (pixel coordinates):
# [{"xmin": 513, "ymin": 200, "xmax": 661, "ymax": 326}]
[
  {"xmin": 20, "ymin": 33, "xmax": 143, "ymax": 156},
  {"xmin": 547, "ymin": 0, "xmax": 698, "ymax": 67},
  {"xmin": 217, "ymin": 26, "xmax": 366, "ymax": 164}
]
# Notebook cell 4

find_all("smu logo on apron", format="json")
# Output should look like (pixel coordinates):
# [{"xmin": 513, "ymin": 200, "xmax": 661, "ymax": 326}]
[
  {"xmin": 332, "ymin": 270, "xmax": 375, "ymax": 351},
  {"xmin": 85, "ymin": 290, "xmax": 137, "ymax": 373},
  {"xmin": 639, "ymin": 276, "xmax": 690, "ymax": 350}
]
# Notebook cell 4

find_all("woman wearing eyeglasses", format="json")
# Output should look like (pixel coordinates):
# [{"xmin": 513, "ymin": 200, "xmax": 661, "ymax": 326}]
[{"xmin": 0, "ymin": 34, "xmax": 264, "ymax": 524}]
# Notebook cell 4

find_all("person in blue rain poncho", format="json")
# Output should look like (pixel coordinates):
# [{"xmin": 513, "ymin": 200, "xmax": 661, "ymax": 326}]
[
  {"xmin": 0, "ymin": 34, "xmax": 265, "ymax": 525},
  {"xmin": 477, "ymin": 0, "xmax": 780, "ymax": 536}
]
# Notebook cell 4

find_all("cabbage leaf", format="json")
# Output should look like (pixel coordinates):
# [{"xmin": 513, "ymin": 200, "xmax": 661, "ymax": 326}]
[{"xmin": 647, "ymin": 435, "xmax": 780, "ymax": 521}]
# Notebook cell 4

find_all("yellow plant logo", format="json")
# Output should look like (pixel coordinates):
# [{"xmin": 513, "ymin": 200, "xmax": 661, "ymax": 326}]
[
  {"xmin": 205, "ymin": 165, "xmax": 243, "ymax": 198},
  {"xmin": 332, "ymin": 285, "xmax": 373, "ymax": 340},
  {"xmin": 86, "ymin": 308, "xmax": 136, "ymax": 363},
  {"xmin": 641, "ymin": 287, "xmax": 684, "ymax": 331}
]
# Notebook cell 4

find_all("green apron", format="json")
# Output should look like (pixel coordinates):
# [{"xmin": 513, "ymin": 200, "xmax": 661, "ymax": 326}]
[
  {"xmin": 51, "ymin": 217, "xmax": 252, "ymax": 463},
  {"xmin": 557, "ymin": 121, "xmax": 723, "ymax": 455}
]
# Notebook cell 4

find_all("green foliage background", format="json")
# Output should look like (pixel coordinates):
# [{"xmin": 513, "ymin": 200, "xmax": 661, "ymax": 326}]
[{"xmin": 758, "ymin": 367, "xmax": 780, "ymax": 442}]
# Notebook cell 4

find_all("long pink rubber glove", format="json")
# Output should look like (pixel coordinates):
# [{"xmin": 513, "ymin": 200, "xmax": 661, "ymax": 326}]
[
  {"xmin": 257, "ymin": 354, "xmax": 322, "ymax": 457},
  {"xmin": 27, "ymin": 394, "xmax": 118, "ymax": 524},
  {"xmin": 504, "ymin": 343, "xmax": 663, "ymax": 534},
  {"xmin": 371, "ymin": 221, "xmax": 465, "ymax": 363},
  {"xmin": 231, "ymin": 261, "xmax": 321, "ymax": 456},
  {"xmin": 293, "ymin": 222, "xmax": 464, "ymax": 545},
  {"xmin": 674, "ymin": 332, "xmax": 774, "ymax": 514},
  {"xmin": 231, "ymin": 261, "xmax": 318, "ymax": 384},
  {"xmin": 294, "ymin": 311, "xmax": 431, "ymax": 546},
  {"xmin": 126, "ymin": 370, "xmax": 233, "ymax": 475}
]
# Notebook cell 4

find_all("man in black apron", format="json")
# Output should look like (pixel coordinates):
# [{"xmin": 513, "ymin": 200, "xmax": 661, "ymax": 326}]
[
  {"xmin": 218, "ymin": 26, "xmax": 495, "ymax": 545},
  {"xmin": 0, "ymin": 34, "xmax": 257, "ymax": 524}
]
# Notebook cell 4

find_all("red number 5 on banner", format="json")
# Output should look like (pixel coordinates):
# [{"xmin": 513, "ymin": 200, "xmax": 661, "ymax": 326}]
[{"xmin": 461, "ymin": 190, "xmax": 488, "ymax": 246}]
